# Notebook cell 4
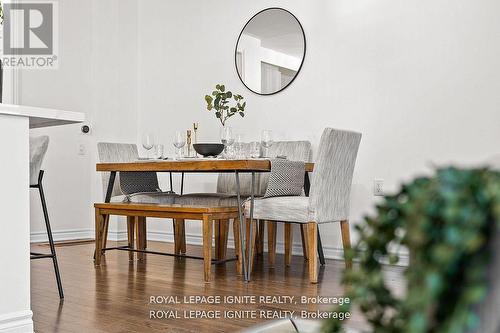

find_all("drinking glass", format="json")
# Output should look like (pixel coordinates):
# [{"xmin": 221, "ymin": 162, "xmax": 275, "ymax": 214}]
[
  {"xmin": 155, "ymin": 144, "xmax": 164, "ymax": 159},
  {"xmin": 249, "ymin": 142, "xmax": 261, "ymax": 158},
  {"xmin": 173, "ymin": 131, "xmax": 186, "ymax": 159},
  {"xmin": 261, "ymin": 130, "xmax": 273, "ymax": 157},
  {"xmin": 142, "ymin": 133, "xmax": 155, "ymax": 159},
  {"xmin": 220, "ymin": 126, "xmax": 235, "ymax": 158},
  {"xmin": 234, "ymin": 134, "xmax": 245, "ymax": 159}
]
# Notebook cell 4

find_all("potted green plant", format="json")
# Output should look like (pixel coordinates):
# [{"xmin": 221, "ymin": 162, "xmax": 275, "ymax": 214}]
[{"xmin": 205, "ymin": 84, "xmax": 246, "ymax": 127}]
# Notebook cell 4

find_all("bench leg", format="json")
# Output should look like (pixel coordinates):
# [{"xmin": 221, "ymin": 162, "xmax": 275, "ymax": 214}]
[
  {"xmin": 233, "ymin": 218, "xmax": 242, "ymax": 275},
  {"xmin": 180, "ymin": 220, "xmax": 186, "ymax": 254},
  {"xmin": 202, "ymin": 215, "xmax": 213, "ymax": 282},
  {"xmin": 214, "ymin": 220, "xmax": 220, "ymax": 260},
  {"xmin": 135, "ymin": 217, "xmax": 146, "ymax": 260},
  {"xmin": 101, "ymin": 214, "xmax": 110, "ymax": 255},
  {"xmin": 174, "ymin": 219, "xmax": 185, "ymax": 255},
  {"xmin": 94, "ymin": 209, "xmax": 104, "ymax": 265},
  {"xmin": 127, "ymin": 217, "xmax": 135, "ymax": 261}
]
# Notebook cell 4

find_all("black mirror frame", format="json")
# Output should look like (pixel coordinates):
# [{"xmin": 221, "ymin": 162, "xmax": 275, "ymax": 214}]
[{"xmin": 234, "ymin": 7, "xmax": 306, "ymax": 96}]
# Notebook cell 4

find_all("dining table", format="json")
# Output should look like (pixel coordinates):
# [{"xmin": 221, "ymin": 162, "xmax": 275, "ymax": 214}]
[{"xmin": 96, "ymin": 158, "xmax": 319, "ymax": 282}]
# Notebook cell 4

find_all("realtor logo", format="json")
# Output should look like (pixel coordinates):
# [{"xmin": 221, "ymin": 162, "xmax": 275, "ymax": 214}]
[{"xmin": 1, "ymin": 1, "xmax": 59, "ymax": 69}]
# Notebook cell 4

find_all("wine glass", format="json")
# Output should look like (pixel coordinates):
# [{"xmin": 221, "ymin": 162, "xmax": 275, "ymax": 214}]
[
  {"xmin": 234, "ymin": 134, "xmax": 245, "ymax": 159},
  {"xmin": 261, "ymin": 130, "xmax": 273, "ymax": 157},
  {"xmin": 220, "ymin": 126, "xmax": 235, "ymax": 158},
  {"xmin": 173, "ymin": 131, "xmax": 186, "ymax": 160},
  {"xmin": 142, "ymin": 133, "xmax": 155, "ymax": 159}
]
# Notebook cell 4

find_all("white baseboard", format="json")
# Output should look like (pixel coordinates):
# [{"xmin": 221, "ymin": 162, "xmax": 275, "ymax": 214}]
[
  {"xmin": 30, "ymin": 229, "xmax": 93, "ymax": 243},
  {"xmin": 29, "ymin": 228, "xmax": 408, "ymax": 265},
  {"xmin": 146, "ymin": 230, "xmax": 349, "ymax": 261},
  {"xmin": 0, "ymin": 310, "xmax": 33, "ymax": 333}
]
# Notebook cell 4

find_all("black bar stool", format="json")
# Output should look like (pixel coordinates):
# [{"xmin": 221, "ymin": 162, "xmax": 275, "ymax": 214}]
[{"xmin": 30, "ymin": 136, "xmax": 64, "ymax": 299}]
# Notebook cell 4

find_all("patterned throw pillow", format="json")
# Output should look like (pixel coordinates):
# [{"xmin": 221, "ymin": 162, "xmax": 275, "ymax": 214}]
[
  {"xmin": 119, "ymin": 171, "xmax": 161, "ymax": 195},
  {"xmin": 264, "ymin": 159, "xmax": 305, "ymax": 198}
]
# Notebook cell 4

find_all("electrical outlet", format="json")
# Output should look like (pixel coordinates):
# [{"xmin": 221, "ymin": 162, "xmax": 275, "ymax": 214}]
[
  {"xmin": 374, "ymin": 179, "xmax": 384, "ymax": 196},
  {"xmin": 78, "ymin": 143, "xmax": 86, "ymax": 156}
]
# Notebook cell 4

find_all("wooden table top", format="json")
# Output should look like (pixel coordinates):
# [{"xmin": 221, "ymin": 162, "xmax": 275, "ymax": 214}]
[{"xmin": 96, "ymin": 159, "xmax": 314, "ymax": 173}]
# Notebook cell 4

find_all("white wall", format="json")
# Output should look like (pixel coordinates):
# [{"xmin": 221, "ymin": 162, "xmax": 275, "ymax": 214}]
[
  {"xmin": 24, "ymin": 0, "xmax": 138, "ymax": 241},
  {"xmin": 136, "ymin": 0, "xmax": 500, "ymax": 257},
  {"xmin": 20, "ymin": 0, "xmax": 500, "ymax": 259}
]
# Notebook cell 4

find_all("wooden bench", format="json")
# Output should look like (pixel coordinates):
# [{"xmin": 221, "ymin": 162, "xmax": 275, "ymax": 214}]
[{"xmin": 94, "ymin": 202, "xmax": 242, "ymax": 282}]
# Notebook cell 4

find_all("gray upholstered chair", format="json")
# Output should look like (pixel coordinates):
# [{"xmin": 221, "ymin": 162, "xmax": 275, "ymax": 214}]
[
  {"xmin": 259, "ymin": 141, "xmax": 312, "ymax": 266},
  {"xmin": 244, "ymin": 128, "xmax": 362, "ymax": 283},
  {"xmin": 29, "ymin": 136, "xmax": 64, "ymax": 299},
  {"xmin": 97, "ymin": 143, "xmax": 180, "ymax": 259},
  {"xmin": 174, "ymin": 141, "xmax": 311, "ymax": 261}
]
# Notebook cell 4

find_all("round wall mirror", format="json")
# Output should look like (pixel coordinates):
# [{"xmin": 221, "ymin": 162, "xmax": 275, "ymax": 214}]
[{"xmin": 235, "ymin": 8, "xmax": 306, "ymax": 95}]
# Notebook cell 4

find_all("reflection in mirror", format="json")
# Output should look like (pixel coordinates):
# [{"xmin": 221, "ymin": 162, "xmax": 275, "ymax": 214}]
[{"xmin": 235, "ymin": 8, "xmax": 306, "ymax": 95}]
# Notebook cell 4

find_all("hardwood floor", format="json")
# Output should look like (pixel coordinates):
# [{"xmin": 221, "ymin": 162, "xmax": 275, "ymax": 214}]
[{"xmin": 30, "ymin": 240, "xmax": 405, "ymax": 333}]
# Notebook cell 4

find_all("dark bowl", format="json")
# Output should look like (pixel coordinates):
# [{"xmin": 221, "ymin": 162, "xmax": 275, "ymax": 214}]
[{"xmin": 193, "ymin": 143, "xmax": 224, "ymax": 157}]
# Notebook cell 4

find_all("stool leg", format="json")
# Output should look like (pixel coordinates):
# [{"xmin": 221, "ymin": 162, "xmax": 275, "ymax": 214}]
[{"xmin": 38, "ymin": 173, "xmax": 64, "ymax": 299}]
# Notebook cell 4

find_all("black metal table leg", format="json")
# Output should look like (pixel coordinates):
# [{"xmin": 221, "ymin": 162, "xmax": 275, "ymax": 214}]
[
  {"xmin": 304, "ymin": 172, "xmax": 325, "ymax": 265},
  {"xmin": 235, "ymin": 171, "xmax": 248, "ymax": 282},
  {"xmin": 246, "ymin": 172, "xmax": 256, "ymax": 281}
]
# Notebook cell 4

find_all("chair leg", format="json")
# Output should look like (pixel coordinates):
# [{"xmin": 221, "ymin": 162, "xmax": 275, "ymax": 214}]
[
  {"xmin": 126, "ymin": 217, "xmax": 135, "ymax": 261},
  {"xmin": 246, "ymin": 219, "xmax": 257, "ymax": 275},
  {"xmin": 38, "ymin": 182, "xmax": 64, "ymax": 299},
  {"xmin": 256, "ymin": 220, "xmax": 265, "ymax": 255},
  {"xmin": 135, "ymin": 217, "xmax": 147, "ymax": 260},
  {"xmin": 340, "ymin": 220, "xmax": 352, "ymax": 269},
  {"xmin": 233, "ymin": 218, "xmax": 242, "ymax": 274},
  {"xmin": 219, "ymin": 219, "xmax": 229, "ymax": 260},
  {"xmin": 95, "ymin": 209, "xmax": 104, "ymax": 266},
  {"xmin": 202, "ymin": 215, "xmax": 213, "ymax": 282},
  {"xmin": 300, "ymin": 224, "xmax": 309, "ymax": 261},
  {"xmin": 307, "ymin": 222, "xmax": 318, "ymax": 284},
  {"xmin": 267, "ymin": 221, "xmax": 277, "ymax": 268},
  {"xmin": 284, "ymin": 223, "xmax": 293, "ymax": 267}
]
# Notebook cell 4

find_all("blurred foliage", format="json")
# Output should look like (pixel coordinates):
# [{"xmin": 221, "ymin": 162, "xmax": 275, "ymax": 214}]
[{"xmin": 324, "ymin": 167, "xmax": 500, "ymax": 333}]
